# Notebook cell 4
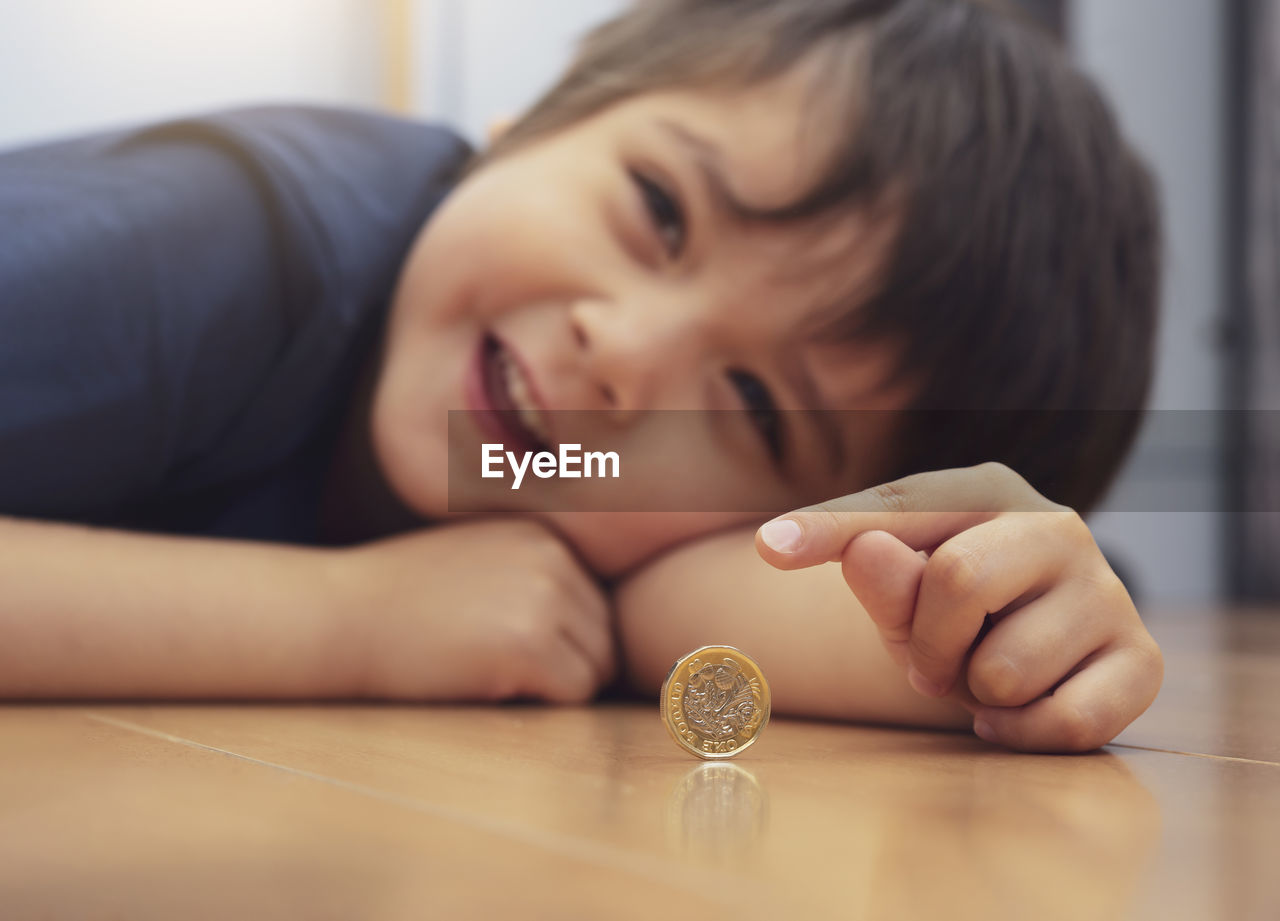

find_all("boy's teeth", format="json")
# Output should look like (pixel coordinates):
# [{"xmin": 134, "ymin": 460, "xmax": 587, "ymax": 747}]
[{"xmin": 499, "ymin": 349, "xmax": 549, "ymax": 442}]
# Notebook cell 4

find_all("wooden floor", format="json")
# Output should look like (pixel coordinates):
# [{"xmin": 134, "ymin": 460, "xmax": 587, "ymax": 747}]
[{"xmin": 1, "ymin": 607, "xmax": 1277, "ymax": 920}]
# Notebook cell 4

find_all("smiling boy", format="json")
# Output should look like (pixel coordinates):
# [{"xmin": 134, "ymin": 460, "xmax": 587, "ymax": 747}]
[
  {"xmin": 352, "ymin": 59, "xmax": 912, "ymax": 572},
  {"xmin": 0, "ymin": 0, "xmax": 1162, "ymax": 751}
]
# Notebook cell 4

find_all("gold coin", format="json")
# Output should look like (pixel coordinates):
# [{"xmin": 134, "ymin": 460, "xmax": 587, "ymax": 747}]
[{"xmin": 660, "ymin": 645, "xmax": 771, "ymax": 759}]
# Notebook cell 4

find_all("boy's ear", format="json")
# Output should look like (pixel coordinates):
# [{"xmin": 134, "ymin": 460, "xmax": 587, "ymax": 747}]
[{"xmin": 487, "ymin": 115, "xmax": 515, "ymax": 146}]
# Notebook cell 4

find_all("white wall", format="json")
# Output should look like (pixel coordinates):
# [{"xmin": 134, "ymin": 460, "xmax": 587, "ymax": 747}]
[
  {"xmin": 412, "ymin": 0, "xmax": 626, "ymax": 144},
  {"xmin": 1071, "ymin": 0, "xmax": 1227, "ymax": 602},
  {"xmin": 0, "ymin": 0, "xmax": 387, "ymax": 150}
]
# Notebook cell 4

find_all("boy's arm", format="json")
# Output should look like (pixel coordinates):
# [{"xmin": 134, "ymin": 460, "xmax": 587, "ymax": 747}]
[
  {"xmin": 0, "ymin": 515, "xmax": 362, "ymax": 698},
  {"xmin": 614, "ymin": 526, "xmax": 972, "ymax": 730},
  {"xmin": 0, "ymin": 515, "xmax": 613, "ymax": 702}
]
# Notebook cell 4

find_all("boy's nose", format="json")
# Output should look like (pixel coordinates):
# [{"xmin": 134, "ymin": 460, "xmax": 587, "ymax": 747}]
[{"xmin": 568, "ymin": 297, "xmax": 702, "ymax": 415}]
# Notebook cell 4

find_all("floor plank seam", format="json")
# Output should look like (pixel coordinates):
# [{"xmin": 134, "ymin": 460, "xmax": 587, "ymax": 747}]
[
  {"xmin": 80, "ymin": 710, "xmax": 767, "ymax": 908},
  {"xmin": 1110, "ymin": 742, "xmax": 1280, "ymax": 767}
]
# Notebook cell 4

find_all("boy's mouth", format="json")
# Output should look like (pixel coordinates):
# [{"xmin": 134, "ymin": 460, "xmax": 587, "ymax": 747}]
[{"xmin": 470, "ymin": 333, "xmax": 553, "ymax": 453}]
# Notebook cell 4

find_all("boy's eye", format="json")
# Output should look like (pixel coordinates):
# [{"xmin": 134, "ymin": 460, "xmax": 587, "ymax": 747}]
[
  {"xmin": 727, "ymin": 369, "xmax": 785, "ymax": 463},
  {"xmin": 630, "ymin": 169, "xmax": 686, "ymax": 258}
]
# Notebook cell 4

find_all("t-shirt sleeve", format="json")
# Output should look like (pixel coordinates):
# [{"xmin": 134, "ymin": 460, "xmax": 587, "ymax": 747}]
[{"xmin": 0, "ymin": 105, "xmax": 471, "ymax": 523}]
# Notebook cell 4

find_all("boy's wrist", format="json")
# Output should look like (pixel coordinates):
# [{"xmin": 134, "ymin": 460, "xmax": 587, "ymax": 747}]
[{"xmin": 317, "ymin": 545, "xmax": 380, "ymax": 698}]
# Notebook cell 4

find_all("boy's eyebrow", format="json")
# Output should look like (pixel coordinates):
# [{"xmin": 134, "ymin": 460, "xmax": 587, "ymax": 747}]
[
  {"xmin": 780, "ymin": 352, "xmax": 846, "ymax": 477},
  {"xmin": 656, "ymin": 118, "xmax": 756, "ymax": 223}
]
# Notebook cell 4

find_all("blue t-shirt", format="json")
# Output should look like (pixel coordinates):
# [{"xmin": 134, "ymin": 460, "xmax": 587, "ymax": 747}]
[{"xmin": 0, "ymin": 105, "xmax": 472, "ymax": 543}]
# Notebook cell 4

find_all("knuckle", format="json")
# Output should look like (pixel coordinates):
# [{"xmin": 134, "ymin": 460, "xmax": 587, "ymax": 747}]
[
  {"xmin": 1051, "ymin": 509, "xmax": 1094, "ymax": 547},
  {"xmin": 501, "ymin": 520, "xmax": 569, "ymax": 566},
  {"xmin": 1142, "ymin": 634, "xmax": 1165, "ymax": 674},
  {"xmin": 925, "ymin": 542, "xmax": 985, "ymax": 600},
  {"xmin": 1099, "ymin": 571, "xmax": 1136, "ymax": 613},
  {"xmin": 504, "ymin": 610, "xmax": 558, "ymax": 661},
  {"xmin": 803, "ymin": 505, "xmax": 856, "ymax": 553},
  {"xmin": 1053, "ymin": 704, "xmax": 1107, "ymax": 752},
  {"xmin": 1078, "ymin": 567, "xmax": 1135, "ymax": 619},
  {"xmin": 972, "ymin": 461, "xmax": 1041, "ymax": 510},
  {"xmin": 530, "ymin": 534, "xmax": 573, "ymax": 571},
  {"xmin": 976, "ymin": 460, "xmax": 1012, "ymax": 476},
  {"xmin": 968, "ymin": 651, "xmax": 1028, "ymax": 706},
  {"xmin": 868, "ymin": 479, "xmax": 913, "ymax": 515},
  {"xmin": 523, "ymin": 570, "xmax": 564, "ymax": 610},
  {"xmin": 908, "ymin": 630, "xmax": 951, "ymax": 670},
  {"xmin": 1132, "ymin": 633, "xmax": 1165, "ymax": 690},
  {"xmin": 975, "ymin": 460, "xmax": 1017, "ymax": 484}
]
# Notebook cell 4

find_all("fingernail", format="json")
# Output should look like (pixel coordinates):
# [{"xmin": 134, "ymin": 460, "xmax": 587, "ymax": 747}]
[
  {"xmin": 907, "ymin": 665, "xmax": 943, "ymax": 698},
  {"xmin": 759, "ymin": 518, "xmax": 803, "ymax": 553},
  {"xmin": 973, "ymin": 718, "xmax": 998, "ymax": 743}
]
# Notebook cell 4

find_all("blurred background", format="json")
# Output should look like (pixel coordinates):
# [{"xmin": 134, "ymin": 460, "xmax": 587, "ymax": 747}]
[{"xmin": 0, "ymin": 1, "xmax": 1270, "ymax": 605}]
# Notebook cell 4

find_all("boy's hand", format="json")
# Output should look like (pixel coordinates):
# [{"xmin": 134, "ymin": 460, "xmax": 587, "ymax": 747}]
[
  {"xmin": 755, "ymin": 463, "xmax": 1163, "ymax": 753},
  {"xmin": 335, "ymin": 519, "xmax": 615, "ymax": 703}
]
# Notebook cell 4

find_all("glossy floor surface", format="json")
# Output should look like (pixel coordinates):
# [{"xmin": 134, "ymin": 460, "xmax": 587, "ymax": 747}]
[{"xmin": 1, "ymin": 607, "xmax": 1277, "ymax": 920}]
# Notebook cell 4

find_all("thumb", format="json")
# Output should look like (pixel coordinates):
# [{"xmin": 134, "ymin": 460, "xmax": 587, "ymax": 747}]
[{"xmin": 840, "ymin": 530, "xmax": 925, "ymax": 667}]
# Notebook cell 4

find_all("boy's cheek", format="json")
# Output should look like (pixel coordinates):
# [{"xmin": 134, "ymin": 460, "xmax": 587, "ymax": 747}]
[{"xmin": 414, "ymin": 152, "xmax": 619, "ymax": 309}]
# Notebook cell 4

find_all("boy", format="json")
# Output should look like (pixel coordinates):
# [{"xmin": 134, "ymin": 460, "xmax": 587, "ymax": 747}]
[{"xmin": 0, "ymin": 0, "xmax": 1162, "ymax": 752}]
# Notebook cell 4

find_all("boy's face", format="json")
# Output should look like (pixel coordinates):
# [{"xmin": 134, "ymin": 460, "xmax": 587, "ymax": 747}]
[{"xmin": 371, "ymin": 66, "xmax": 914, "ymax": 576}]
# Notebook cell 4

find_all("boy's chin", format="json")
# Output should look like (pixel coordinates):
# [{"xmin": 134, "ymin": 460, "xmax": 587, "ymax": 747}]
[
  {"xmin": 535, "ymin": 509, "xmax": 739, "ymax": 579},
  {"xmin": 405, "ymin": 482, "xmax": 735, "ymax": 576},
  {"xmin": 513, "ymin": 510, "xmax": 642, "ymax": 578}
]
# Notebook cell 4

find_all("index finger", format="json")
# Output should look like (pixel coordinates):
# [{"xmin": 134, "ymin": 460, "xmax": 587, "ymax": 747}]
[{"xmin": 755, "ymin": 462, "xmax": 1047, "ymax": 570}]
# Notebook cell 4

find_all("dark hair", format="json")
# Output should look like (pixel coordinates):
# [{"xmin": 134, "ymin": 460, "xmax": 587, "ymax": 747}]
[{"xmin": 482, "ymin": 0, "xmax": 1161, "ymax": 513}]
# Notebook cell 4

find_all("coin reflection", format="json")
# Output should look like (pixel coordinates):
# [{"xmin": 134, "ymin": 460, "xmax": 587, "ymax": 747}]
[{"xmin": 665, "ymin": 762, "xmax": 768, "ymax": 864}]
